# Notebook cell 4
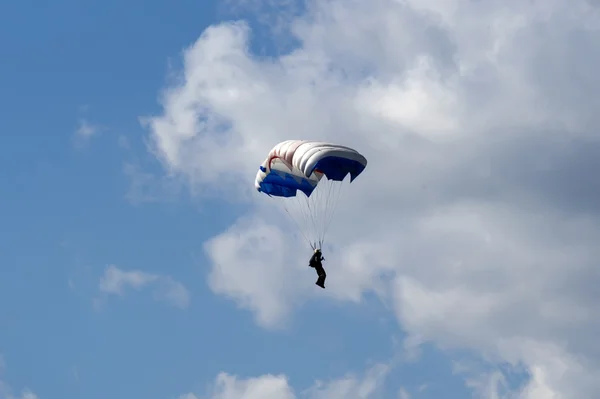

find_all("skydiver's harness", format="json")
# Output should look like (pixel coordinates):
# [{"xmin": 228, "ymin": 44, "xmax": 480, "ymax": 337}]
[{"xmin": 309, "ymin": 252, "xmax": 324, "ymax": 268}]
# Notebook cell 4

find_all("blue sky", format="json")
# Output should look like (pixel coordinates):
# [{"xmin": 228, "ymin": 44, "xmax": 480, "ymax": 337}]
[
  {"xmin": 0, "ymin": 1, "xmax": 464, "ymax": 398},
  {"xmin": 2, "ymin": 0, "xmax": 600, "ymax": 398}
]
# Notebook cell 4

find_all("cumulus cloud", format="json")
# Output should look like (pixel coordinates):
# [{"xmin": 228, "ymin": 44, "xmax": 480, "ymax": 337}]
[
  {"xmin": 177, "ymin": 363, "xmax": 389, "ymax": 399},
  {"xmin": 204, "ymin": 216, "xmax": 308, "ymax": 328},
  {"xmin": 0, "ymin": 356, "xmax": 39, "ymax": 399},
  {"xmin": 0, "ymin": 388, "xmax": 38, "ymax": 399},
  {"xmin": 123, "ymin": 163, "xmax": 183, "ymax": 204},
  {"xmin": 98, "ymin": 265, "xmax": 190, "ymax": 308},
  {"xmin": 303, "ymin": 363, "xmax": 390, "ymax": 399},
  {"xmin": 143, "ymin": 0, "xmax": 600, "ymax": 397},
  {"xmin": 74, "ymin": 119, "xmax": 99, "ymax": 138},
  {"xmin": 72, "ymin": 117, "xmax": 103, "ymax": 149},
  {"xmin": 398, "ymin": 387, "xmax": 411, "ymax": 399}
]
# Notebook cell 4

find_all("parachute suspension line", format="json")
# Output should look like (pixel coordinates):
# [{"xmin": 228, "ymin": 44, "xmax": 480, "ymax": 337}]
[
  {"xmin": 278, "ymin": 187, "xmax": 320, "ymax": 251},
  {"xmin": 297, "ymin": 191, "xmax": 317, "ymax": 250},
  {"xmin": 298, "ymin": 190, "xmax": 317, "ymax": 249},
  {"xmin": 320, "ymin": 177, "xmax": 345, "ymax": 247},
  {"xmin": 323, "ymin": 178, "xmax": 339, "ymax": 244},
  {"xmin": 300, "ymin": 175, "xmax": 347, "ymax": 250},
  {"xmin": 303, "ymin": 179, "xmax": 324, "ymax": 249},
  {"xmin": 318, "ymin": 177, "xmax": 344, "ymax": 248},
  {"xmin": 311, "ymin": 177, "xmax": 332, "ymax": 249},
  {"xmin": 270, "ymin": 176, "xmax": 349, "ymax": 252},
  {"xmin": 279, "ymin": 197, "xmax": 313, "ymax": 249},
  {"xmin": 304, "ymin": 191, "xmax": 320, "ymax": 249}
]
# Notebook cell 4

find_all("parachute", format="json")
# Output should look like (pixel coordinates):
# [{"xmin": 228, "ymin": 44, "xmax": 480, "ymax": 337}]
[{"xmin": 255, "ymin": 140, "xmax": 367, "ymax": 249}]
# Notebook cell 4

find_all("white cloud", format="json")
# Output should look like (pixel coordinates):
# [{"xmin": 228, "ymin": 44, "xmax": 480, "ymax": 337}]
[
  {"xmin": 0, "ymin": 357, "xmax": 39, "ymax": 399},
  {"xmin": 397, "ymin": 387, "xmax": 411, "ymax": 399},
  {"xmin": 98, "ymin": 265, "xmax": 190, "ymax": 308},
  {"xmin": 204, "ymin": 216, "xmax": 308, "ymax": 328},
  {"xmin": 302, "ymin": 363, "xmax": 390, "ymax": 399},
  {"xmin": 144, "ymin": 0, "xmax": 600, "ymax": 397},
  {"xmin": 177, "ymin": 374, "xmax": 293, "ymax": 399},
  {"xmin": 208, "ymin": 373, "xmax": 295, "ymax": 399},
  {"xmin": 75, "ymin": 119, "xmax": 99, "ymax": 138},
  {"xmin": 0, "ymin": 388, "xmax": 38, "ymax": 399},
  {"xmin": 177, "ymin": 363, "xmax": 388, "ymax": 399},
  {"xmin": 72, "ymin": 117, "xmax": 103, "ymax": 149},
  {"xmin": 153, "ymin": 276, "xmax": 191, "ymax": 309},
  {"xmin": 99, "ymin": 264, "xmax": 159, "ymax": 294},
  {"xmin": 123, "ymin": 163, "xmax": 183, "ymax": 204}
]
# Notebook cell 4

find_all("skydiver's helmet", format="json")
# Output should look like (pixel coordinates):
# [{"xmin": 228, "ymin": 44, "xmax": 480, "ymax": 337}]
[{"xmin": 314, "ymin": 248, "xmax": 321, "ymax": 254}]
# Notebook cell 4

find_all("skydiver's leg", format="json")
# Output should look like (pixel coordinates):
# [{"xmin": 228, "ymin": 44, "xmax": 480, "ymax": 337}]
[
  {"xmin": 315, "ymin": 265, "xmax": 326, "ymax": 288},
  {"xmin": 320, "ymin": 267, "xmax": 326, "ymax": 286}
]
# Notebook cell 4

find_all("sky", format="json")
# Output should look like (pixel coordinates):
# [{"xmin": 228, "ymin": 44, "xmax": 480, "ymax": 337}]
[{"xmin": 1, "ymin": 0, "xmax": 600, "ymax": 398}]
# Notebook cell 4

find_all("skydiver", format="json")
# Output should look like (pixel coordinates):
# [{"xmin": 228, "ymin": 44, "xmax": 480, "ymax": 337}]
[{"xmin": 309, "ymin": 248, "xmax": 326, "ymax": 288}]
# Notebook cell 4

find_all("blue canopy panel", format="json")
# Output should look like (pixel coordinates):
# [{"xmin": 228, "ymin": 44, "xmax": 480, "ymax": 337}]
[
  {"xmin": 310, "ymin": 156, "xmax": 366, "ymax": 182},
  {"xmin": 257, "ymin": 168, "xmax": 317, "ymax": 198}
]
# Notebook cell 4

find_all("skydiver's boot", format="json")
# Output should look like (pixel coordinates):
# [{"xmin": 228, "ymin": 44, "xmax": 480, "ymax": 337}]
[{"xmin": 316, "ymin": 276, "xmax": 325, "ymax": 288}]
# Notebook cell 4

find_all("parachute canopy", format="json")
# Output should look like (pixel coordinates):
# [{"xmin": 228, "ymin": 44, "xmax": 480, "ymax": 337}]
[
  {"xmin": 255, "ymin": 140, "xmax": 367, "ymax": 198},
  {"xmin": 255, "ymin": 140, "xmax": 367, "ymax": 249}
]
